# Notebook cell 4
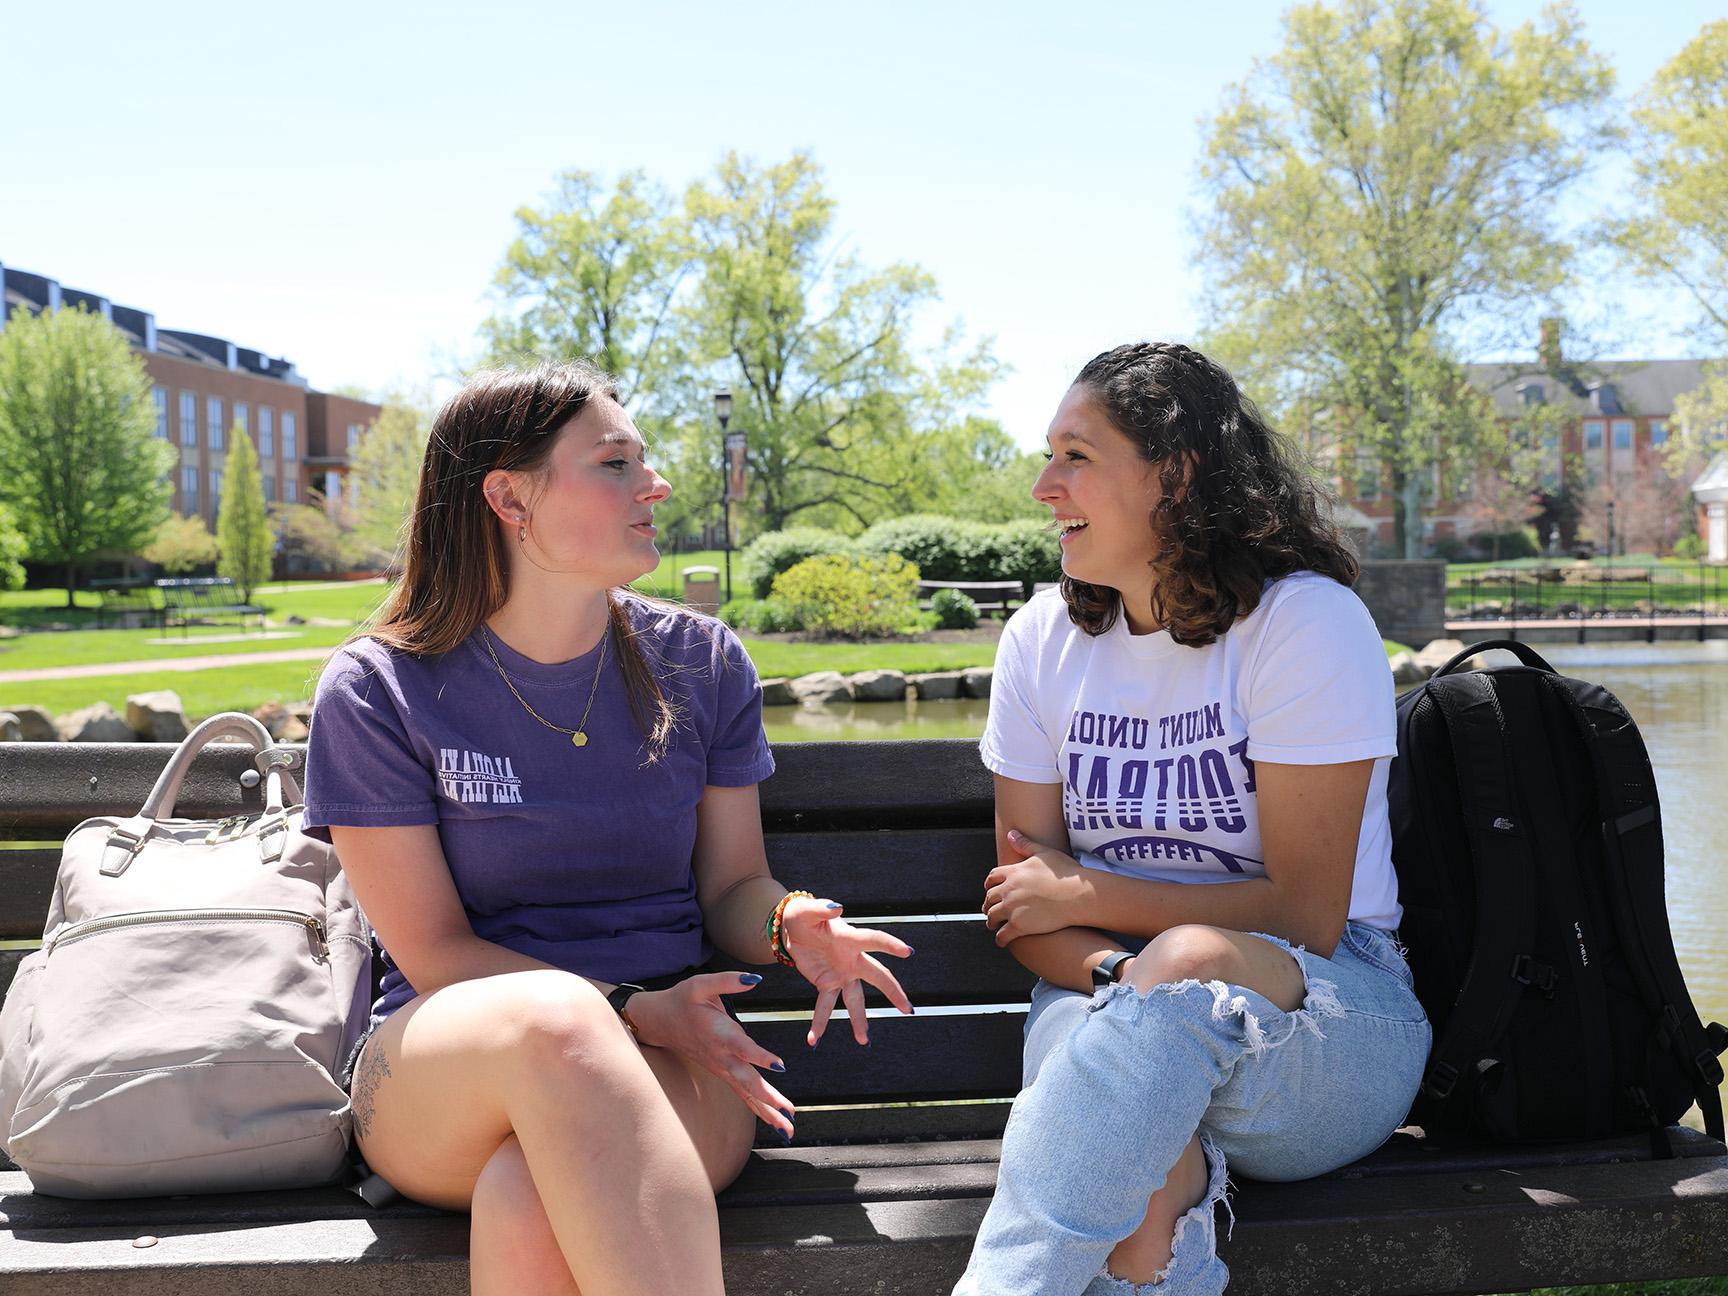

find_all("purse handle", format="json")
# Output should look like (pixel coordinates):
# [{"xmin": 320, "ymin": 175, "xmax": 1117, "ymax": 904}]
[{"xmin": 138, "ymin": 712, "xmax": 305, "ymax": 821}]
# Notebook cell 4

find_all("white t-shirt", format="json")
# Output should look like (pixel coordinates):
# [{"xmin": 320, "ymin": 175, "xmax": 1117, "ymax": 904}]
[{"xmin": 980, "ymin": 572, "xmax": 1401, "ymax": 930}]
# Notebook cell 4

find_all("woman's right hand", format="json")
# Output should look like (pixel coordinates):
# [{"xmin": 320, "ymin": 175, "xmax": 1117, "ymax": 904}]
[{"xmin": 623, "ymin": 971, "xmax": 796, "ymax": 1140}]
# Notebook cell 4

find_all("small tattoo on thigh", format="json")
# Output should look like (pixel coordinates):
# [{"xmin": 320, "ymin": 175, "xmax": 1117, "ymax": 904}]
[{"xmin": 352, "ymin": 1041, "xmax": 391, "ymax": 1140}]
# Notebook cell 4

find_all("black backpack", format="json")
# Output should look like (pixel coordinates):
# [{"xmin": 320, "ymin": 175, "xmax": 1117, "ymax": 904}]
[{"xmin": 1388, "ymin": 639, "xmax": 1727, "ymax": 1147}]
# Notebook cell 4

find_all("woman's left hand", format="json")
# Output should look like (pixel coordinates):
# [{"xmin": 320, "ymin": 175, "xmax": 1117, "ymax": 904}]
[
  {"xmin": 780, "ymin": 897, "xmax": 914, "ymax": 1047},
  {"xmin": 983, "ymin": 829, "xmax": 1093, "ymax": 945}
]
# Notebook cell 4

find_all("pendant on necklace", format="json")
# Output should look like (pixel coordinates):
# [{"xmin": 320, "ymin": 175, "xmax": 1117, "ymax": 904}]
[{"xmin": 571, "ymin": 732, "xmax": 589, "ymax": 748}]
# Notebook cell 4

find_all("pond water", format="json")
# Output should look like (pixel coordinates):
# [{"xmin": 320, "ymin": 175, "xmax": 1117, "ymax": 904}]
[{"xmin": 764, "ymin": 641, "xmax": 1728, "ymax": 1120}]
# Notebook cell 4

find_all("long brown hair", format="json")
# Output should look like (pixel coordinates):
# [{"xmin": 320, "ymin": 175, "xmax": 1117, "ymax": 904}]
[
  {"xmin": 364, "ymin": 361, "xmax": 679, "ymax": 757},
  {"xmin": 1064, "ymin": 342, "xmax": 1358, "ymax": 646}
]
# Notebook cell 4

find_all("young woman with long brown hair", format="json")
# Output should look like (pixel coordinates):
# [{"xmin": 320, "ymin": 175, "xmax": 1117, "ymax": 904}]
[
  {"xmin": 301, "ymin": 361, "xmax": 912, "ymax": 1295},
  {"xmin": 952, "ymin": 343, "xmax": 1430, "ymax": 1295}
]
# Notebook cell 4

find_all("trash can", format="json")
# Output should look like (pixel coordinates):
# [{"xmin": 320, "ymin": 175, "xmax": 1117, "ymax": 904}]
[{"xmin": 682, "ymin": 566, "xmax": 721, "ymax": 614}]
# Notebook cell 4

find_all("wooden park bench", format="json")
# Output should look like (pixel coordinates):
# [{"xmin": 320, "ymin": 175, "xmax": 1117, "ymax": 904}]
[
  {"xmin": 917, "ymin": 578, "xmax": 1025, "ymax": 618},
  {"xmin": 86, "ymin": 579, "xmax": 164, "ymax": 631},
  {"xmin": 154, "ymin": 576, "xmax": 265, "ymax": 636},
  {"xmin": 2, "ymin": 738, "xmax": 1726, "ymax": 1293}
]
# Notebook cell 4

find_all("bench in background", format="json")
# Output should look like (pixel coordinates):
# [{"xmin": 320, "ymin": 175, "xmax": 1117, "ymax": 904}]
[
  {"xmin": 154, "ymin": 576, "xmax": 265, "ymax": 635},
  {"xmin": 3, "ymin": 739, "xmax": 1726, "ymax": 1293},
  {"xmin": 916, "ymin": 578, "xmax": 1024, "ymax": 617}
]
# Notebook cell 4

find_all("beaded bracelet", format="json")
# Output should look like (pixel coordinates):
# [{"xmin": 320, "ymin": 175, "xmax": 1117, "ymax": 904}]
[{"xmin": 765, "ymin": 890, "xmax": 813, "ymax": 968}]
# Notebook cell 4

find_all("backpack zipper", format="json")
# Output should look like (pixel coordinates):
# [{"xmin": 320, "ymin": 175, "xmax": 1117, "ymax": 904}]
[{"xmin": 51, "ymin": 909, "xmax": 330, "ymax": 960}]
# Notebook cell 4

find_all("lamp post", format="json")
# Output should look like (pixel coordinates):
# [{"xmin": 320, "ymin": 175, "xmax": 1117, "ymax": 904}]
[
  {"xmin": 714, "ymin": 390, "xmax": 735, "ymax": 604},
  {"xmin": 1606, "ymin": 499, "xmax": 1616, "ymax": 564}
]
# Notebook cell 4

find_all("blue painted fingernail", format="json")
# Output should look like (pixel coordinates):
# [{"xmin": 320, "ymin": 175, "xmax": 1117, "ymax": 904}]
[
  {"xmin": 775, "ymin": 1128, "xmax": 792, "ymax": 1145},
  {"xmin": 740, "ymin": 973, "xmax": 763, "ymax": 985},
  {"xmin": 780, "ymin": 1109, "xmax": 796, "ymax": 1124},
  {"xmin": 770, "ymin": 1061, "xmax": 786, "ymax": 1072},
  {"xmin": 826, "ymin": 901, "xmax": 842, "ymax": 909}
]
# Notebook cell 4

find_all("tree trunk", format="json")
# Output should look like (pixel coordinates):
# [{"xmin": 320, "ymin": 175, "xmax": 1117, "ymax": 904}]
[
  {"xmin": 65, "ymin": 562, "xmax": 78, "ymax": 610},
  {"xmin": 1400, "ymin": 475, "xmax": 1424, "ymax": 560}
]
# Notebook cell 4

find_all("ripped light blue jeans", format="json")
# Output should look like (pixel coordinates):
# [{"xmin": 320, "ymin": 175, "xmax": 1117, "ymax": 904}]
[{"xmin": 953, "ymin": 922, "xmax": 1430, "ymax": 1296}]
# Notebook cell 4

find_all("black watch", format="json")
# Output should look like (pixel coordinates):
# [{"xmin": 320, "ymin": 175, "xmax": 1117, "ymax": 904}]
[
  {"xmin": 1092, "ymin": 950, "xmax": 1134, "ymax": 991},
  {"xmin": 607, "ymin": 982, "xmax": 647, "ymax": 1038}
]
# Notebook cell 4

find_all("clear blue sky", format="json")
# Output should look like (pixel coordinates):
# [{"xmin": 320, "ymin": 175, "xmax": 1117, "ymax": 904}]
[{"xmin": 3, "ymin": 1, "xmax": 1719, "ymax": 448}]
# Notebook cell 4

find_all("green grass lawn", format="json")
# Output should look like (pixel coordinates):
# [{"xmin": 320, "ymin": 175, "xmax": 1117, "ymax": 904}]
[{"xmin": 0, "ymin": 566, "xmax": 1410, "ymax": 724}]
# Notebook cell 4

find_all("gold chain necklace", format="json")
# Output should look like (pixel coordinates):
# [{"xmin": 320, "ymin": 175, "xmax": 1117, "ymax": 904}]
[{"xmin": 478, "ymin": 625, "xmax": 608, "ymax": 748}]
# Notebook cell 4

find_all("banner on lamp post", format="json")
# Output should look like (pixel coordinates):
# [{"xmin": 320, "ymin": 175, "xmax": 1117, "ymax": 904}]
[{"xmin": 724, "ymin": 431, "xmax": 748, "ymax": 503}]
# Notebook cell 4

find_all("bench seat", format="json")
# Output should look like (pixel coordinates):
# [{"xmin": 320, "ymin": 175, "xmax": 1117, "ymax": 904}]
[
  {"xmin": 3, "ymin": 739, "xmax": 1726, "ymax": 1293},
  {"xmin": 5, "ymin": 1127, "xmax": 1726, "ymax": 1295}
]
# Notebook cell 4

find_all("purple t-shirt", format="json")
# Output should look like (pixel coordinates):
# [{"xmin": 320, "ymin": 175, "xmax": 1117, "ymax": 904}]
[{"xmin": 301, "ymin": 593, "xmax": 775, "ymax": 1022}]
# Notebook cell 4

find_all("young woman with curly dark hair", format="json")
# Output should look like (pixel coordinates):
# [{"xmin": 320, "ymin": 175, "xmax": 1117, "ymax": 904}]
[{"xmin": 953, "ymin": 343, "xmax": 1430, "ymax": 1296}]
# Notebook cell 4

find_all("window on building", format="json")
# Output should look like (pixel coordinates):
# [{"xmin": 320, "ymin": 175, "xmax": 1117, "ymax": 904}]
[
  {"xmin": 1583, "ymin": 419, "xmax": 1604, "ymax": 452},
  {"xmin": 1356, "ymin": 459, "xmax": 1380, "ymax": 501},
  {"xmin": 1542, "ymin": 428, "xmax": 1562, "ymax": 491},
  {"xmin": 260, "ymin": 407, "xmax": 274, "ymax": 458},
  {"xmin": 263, "ymin": 473, "xmax": 276, "ymax": 503},
  {"xmin": 208, "ymin": 397, "xmax": 224, "ymax": 451},
  {"xmin": 1612, "ymin": 419, "xmax": 1633, "ymax": 451},
  {"xmin": 210, "ymin": 470, "xmax": 223, "ymax": 516},
  {"xmin": 179, "ymin": 391, "xmax": 198, "ymax": 447},
  {"xmin": 1650, "ymin": 420, "xmax": 1668, "ymax": 448},
  {"xmin": 283, "ymin": 412, "xmax": 298, "ymax": 461},
  {"xmin": 284, "ymin": 477, "xmax": 299, "ymax": 503},
  {"xmin": 181, "ymin": 465, "xmax": 199, "ymax": 510},
  {"xmin": 346, "ymin": 422, "xmax": 361, "ymax": 453},
  {"xmin": 235, "ymin": 402, "xmax": 250, "ymax": 437},
  {"xmin": 153, "ymin": 387, "xmax": 168, "ymax": 438}
]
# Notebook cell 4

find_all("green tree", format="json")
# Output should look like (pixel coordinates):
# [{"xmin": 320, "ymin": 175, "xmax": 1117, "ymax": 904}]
[
  {"xmin": 679, "ymin": 151, "xmax": 999, "ymax": 533},
  {"xmin": 1196, "ymin": 0, "xmax": 1615, "ymax": 557},
  {"xmin": 481, "ymin": 170, "xmax": 692, "ymax": 414},
  {"xmin": 0, "ymin": 305, "xmax": 173, "ymax": 604},
  {"xmin": 0, "ymin": 503, "xmax": 27, "ymax": 592},
  {"xmin": 216, "ymin": 427, "xmax": 271, "ymax": 603},
  {"xmin": 1609, "ymin": 21, "xmax": 1728, "ymax": 450},
  {"xmin": 345, "ymin": 397, "xmax": 430, "ymax": 563},
  {"xmin": 271, "ymin": 501, "xmax": 352, "ymax": 573},
  {"xmin": 141, "ymin": 513, "xmax": 219, "ymax": 574}
]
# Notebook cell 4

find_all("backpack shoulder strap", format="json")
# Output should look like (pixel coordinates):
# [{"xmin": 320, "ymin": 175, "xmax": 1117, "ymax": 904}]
[
  {"xmin": 1419, "ymin": 670, "xmax": 1539, "ymax": 1107},
  {"xmin": 1543, "ymin": 675, "xmax": 1728, "ymax": 1142}
]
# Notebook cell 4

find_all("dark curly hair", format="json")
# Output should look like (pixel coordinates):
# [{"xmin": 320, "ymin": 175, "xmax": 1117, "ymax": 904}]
[{"xmin": 1062, "ymin": 342, "xmax": 1358, "ymax": 646}]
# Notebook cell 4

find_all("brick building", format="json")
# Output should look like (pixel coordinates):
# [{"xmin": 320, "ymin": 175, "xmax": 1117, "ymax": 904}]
[
  {"xmin": 1341, "ymin": 323, "xmax": 1711, "ymax": 556},
  {"xmin": 0, "ymin": 261, "xmax": 379, "ymax": 528}
]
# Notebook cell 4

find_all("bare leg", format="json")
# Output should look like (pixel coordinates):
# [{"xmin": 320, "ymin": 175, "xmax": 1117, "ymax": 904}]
[
  {"xmin": 352, "ymin": 969, "xmax": 754, "ymax": 1296},
  {"xmin": 471, "ymin": 1135, "xmax": 582, "ymax": 1296},
  {"xmin": 1101, "ymin": 925, "xmax": 1304, "ymax": 1284}
]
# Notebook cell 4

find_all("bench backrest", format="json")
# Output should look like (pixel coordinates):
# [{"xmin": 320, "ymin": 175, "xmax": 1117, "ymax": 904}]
[{"xmin": 0, "ymin": 739, "xmax": 1026, "ymax": 1144}]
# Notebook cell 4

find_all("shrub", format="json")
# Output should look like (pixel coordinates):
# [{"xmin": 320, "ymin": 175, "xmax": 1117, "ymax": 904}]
[
  {"xmin": 771, "ymin": 553, "xmax": 921, "ymax": 639},
  {"xmin": 717, "ymin": 597, "xmax": 802, "ymax": 634},
  {"xmin": 856, "ymin": 515, "xmax": 993, "ymax": 581},
  {"xmin": 1673, "ymin": 533, "xmax": 1705, "ymax": 560},
  {"xmin": 857, "ymin": 514, "xmax": 1059, "ymax": 590},
  {"xmin": 737, "ymin": 527, "xmax": 856, "ymax": 598},
  {"xmin": 929, "ymin": 586, "xmax": 979, "ymax": 629},
  {"xmin": 983, "ymin": 519, "xmax": 1060, "ymax": 588},
  {"xmin": 1469, "ymin": 527, "xmax": 1541, "ymax": 561}
]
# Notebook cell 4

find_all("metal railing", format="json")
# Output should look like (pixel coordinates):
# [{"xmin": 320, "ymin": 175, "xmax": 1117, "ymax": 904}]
[{"xmin": 1446, "ymin": 561, "xmax": 1728, "ymax": 642}]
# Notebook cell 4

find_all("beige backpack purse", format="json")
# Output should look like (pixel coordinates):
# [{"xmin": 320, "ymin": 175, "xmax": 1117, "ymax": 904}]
[{"xmin": 0, "ymin": 712, "xmax": 370, "ymax": 1198}]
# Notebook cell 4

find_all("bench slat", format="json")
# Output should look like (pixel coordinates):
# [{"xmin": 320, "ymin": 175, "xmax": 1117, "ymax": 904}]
[
  {"xmin": 743, "ymin": 1011, "xmax": 1024, "ymax": 1105},
  {"xmin": 0, "ymin": 849, "xmax": 58, "ymax": 937},
  {"xmin": 0, "ymin": 826, "xmax": 1003, "ymax": 933},
  {"xmin": 0, "ymin": 741, "xmax": 993, "ymax": 835}
]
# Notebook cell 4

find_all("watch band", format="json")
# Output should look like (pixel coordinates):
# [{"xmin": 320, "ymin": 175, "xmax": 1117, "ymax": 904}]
[
  {"xmin": 1092, "ymin": 950, "xmax": 1135, "ymax": 991},
  {"xmin": 607, "ymin": 982, "xmax": 647, "ymax": 1039}
]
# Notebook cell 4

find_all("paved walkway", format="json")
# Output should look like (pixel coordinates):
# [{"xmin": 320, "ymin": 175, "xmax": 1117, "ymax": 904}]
[{"xmin": 0, "ymin": 646, "xmax": 333, "ymax": 684}]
